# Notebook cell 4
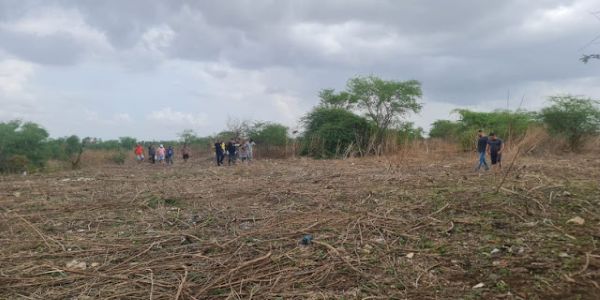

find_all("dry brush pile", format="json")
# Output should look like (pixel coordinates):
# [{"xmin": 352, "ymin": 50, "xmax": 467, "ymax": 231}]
[{"xmin": 1, "ymin": 152, "xmax": 599, "ymax": 299}]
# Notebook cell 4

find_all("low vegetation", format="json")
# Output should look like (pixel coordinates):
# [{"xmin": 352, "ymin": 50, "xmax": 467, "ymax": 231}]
[{"xmin": 1, "ymin": 149, "xmax": 598, "ymax": 298}]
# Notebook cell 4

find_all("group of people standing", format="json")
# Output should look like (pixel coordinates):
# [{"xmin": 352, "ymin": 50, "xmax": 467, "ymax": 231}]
[
  {"xmin": 214, "ymin": 138, "xmax": 256, "ymax": 166},
  {"xmin": 134, "ymin": 144, "xmax": 190, "ymax": 164},
  {"xmin": 475, "ymin": 130, "xmax": 504, "ymax": 172},
  {"xmin": 133, "ymin": 139, "xmax": 255, "ymax": 166}
]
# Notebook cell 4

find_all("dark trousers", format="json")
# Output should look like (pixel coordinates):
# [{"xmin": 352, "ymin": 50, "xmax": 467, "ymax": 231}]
[{"xmin": 216, "ymin": 152, "xmax": 224, "ymax": 165}]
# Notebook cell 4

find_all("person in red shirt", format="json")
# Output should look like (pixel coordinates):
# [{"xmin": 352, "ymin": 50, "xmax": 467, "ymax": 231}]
[{"xmin": 134, "ymin": 144, "xmax": 144, "ymax": 162}]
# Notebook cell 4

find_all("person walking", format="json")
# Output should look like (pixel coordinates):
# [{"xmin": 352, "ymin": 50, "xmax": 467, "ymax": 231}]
[
  {"xmin": 181, "ymin": 144, "xmax": 190, "ymax": 162},
  {"xmin": 487, "ymin": 133, "xmax": 504, "ymax": 171},
  {"xmin": 214, "ymin": 140, "xmax": 224, "ymax": 166},
  {"xmin": 156, "ymin": 144, "xmax": 166, "ymax": 163},
  {"xmin": 227, "ymin": 139, "xmax": 237, "ymax": 165},
  {"xmin": 148, "ymin": 145, "xmax": 156, "ymax": 164},
  {"xmin": 166, "ymin": 145, "xmax": 175, "ymax": 165},
  {"xmin": 134, "ymin": 144, "xmax": 145, "ymax": 162},
  {"xmin": 239, "ymin": 140, "xmax": 249, "ymax": 163},
  {"xmin": 475, "ymin": 130, "xmax": 489, "ymax": 171},
  {"xmin": 247, "ymin": 139, "xmax": 256, "ymax": 161}
]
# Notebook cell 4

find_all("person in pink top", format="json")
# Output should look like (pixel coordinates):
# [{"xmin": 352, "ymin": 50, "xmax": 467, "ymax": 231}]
[{"xmin": 156, "ymin": 144, "xmax": 166, "ymax": 163}]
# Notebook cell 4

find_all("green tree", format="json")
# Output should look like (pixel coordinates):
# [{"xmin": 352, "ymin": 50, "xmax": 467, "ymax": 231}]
[
  {"xmin": 65, "ymin": 135, "xmax": 85, "ymax": 169},
  {"xmin": 301, "ymin": 107, "xmax": 372, "ymax": 158},
  {"xmin": 320, "ymin": 76, "xmax": 423, "ymax": 151},
  {"xmin": 178, "ymin": 129, "xmax": 198, "ymax": 144},
  {"xmin": 318, "ymin": 89, "xmax": 353, "ymax": 109},
  {"xmin": 395, "ymin": 122, "xmax": 424, "ymax": 143},
  {"xmin": 429, "ymin": 120, "xmax": 461, "ymax": 139},
  {"xmin": 0, "ymin": 120, "xmax": 49, "ymax": 172},
  {"xmin": 541, "ymin": 95, "xmax": 600, "ymax": 150},
  {"xmin": 119, "ymin": 137, "xmax": 137, "ymax": 149},
  {"xmin": 248, "ymin": 122, "xmax": 288, "ymax": 146}
]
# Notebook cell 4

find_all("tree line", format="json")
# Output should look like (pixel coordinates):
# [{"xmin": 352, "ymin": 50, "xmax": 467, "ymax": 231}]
[{"xmin": 1, "ymin": 76, "xmax": 599, "ymax": 173}]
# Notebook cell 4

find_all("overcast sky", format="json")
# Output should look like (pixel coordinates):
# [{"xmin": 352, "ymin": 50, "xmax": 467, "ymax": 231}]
[{"xmin": 1, "ymin": 0, "xmax": 599, "ymax": 139}]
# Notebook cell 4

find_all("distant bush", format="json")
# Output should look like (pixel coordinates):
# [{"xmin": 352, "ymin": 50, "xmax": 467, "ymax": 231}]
[
  {"xmin": 429, "ymin": 120, "xmax": 461, "ymax": 140},
  {"xmin": 5, "ymin": 155, "xmax": 29, "ymax": 173},
  {"xmin": 540, "ymin": 96, "xmax": 600, "ymax": 151},
  {"xmin": 248, "ymin": 122, "xmax": 288, "ymax": 146},
  {"xmin": 110, "ymin": 151, "xmax": 127, "ymax": 165},
  {"xmin": 395, "ymin": 122, "xmax": 424, "ymax": 144},
  {"xmin": 0, "ymin": 120, "xmax": 49, "ymax": 173},
  {"xmin": 301, "ymin": 107, "xmax": 372, "ymax": 158},
  {"xmin": 429, "ymin": 109, "xmax": 538, "ymax": 151}
]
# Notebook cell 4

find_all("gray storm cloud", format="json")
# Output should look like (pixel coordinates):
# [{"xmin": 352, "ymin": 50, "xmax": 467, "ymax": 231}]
[{"xmin": 0, "ymin": 0, "xmax": 599, "ymax": 139}]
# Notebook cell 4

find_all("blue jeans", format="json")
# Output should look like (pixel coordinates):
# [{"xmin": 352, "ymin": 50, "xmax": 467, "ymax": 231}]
[{"xmin": 477, "ymin": 151, "xmax": 489, "ymax": 170}]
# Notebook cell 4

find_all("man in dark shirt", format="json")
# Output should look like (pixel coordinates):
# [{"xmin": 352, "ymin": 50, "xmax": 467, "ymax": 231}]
[
  {"xmin": 475, "ymin": 130, "xmax": 489, "ymax": 171},
  {"xmin": 487, "ymin": 133, "xmax": 504, "ymax": 170},
  {"xmin": 226, "ymin": 139, "xmax": 237, "ymax": 165}
]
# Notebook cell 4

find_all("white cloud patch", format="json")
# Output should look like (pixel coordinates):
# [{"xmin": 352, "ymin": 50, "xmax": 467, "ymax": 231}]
[
  {"xmin": 147, "ymin": 107, "xmax": 208, "ymax": 127},
  {"xmin": 0, "ymin": 59, "xmax": 35, "ymax": 95},
  {"xmin": 1, "ymin": 0, "xmax": 600, "ymax": 139},
  {"xmin": 0, "ymin": 58, "xmax": 40, "ymax": 120},
  {"xmin": 0, "ymin": 6, "xmax": 113, "ymax": 52}
]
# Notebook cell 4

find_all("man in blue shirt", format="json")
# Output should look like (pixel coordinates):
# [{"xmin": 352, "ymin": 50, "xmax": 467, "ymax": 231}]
[
  {"xmin": 475, "ymin": 130, "xmax": 489, "ymax": 171},
  {"xmin": 487, "ymin": 133, "xmax": 504, "ymax": 170}
]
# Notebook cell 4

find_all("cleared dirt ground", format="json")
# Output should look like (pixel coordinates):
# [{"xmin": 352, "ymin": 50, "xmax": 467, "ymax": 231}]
[{"xmin": 1, "ymin": 153, "xmax": 599, "ymax": 299}]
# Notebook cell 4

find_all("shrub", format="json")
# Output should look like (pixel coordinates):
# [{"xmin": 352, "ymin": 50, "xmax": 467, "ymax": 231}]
[
  {"xmin": 111, "ymin": 151, "xmax": 127, "ymax": 165},
  {"xmin": 5, "ymin": 155, "xmax": 29, "ymax": 173},
  {"xmin": 0, "ymin": 120, "xmax": 49, "ymax": 172},
  {"xmin": 301, "ymin": 107, "xmax": 372, "ymax": 158},
  {"xmin": 540, "ymin": 95, "xmax": 600, "ymax": 151},
  {"xmin": 248, "ymin": 122, "xmax": 288, "ymax": 146}
]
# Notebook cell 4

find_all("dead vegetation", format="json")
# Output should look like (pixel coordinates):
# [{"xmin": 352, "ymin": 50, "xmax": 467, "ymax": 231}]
[{"xmin": 0, "ymin": 150, "xmax": 599, "ymax": 299}]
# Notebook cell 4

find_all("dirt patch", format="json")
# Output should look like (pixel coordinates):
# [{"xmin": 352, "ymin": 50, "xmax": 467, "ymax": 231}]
[{"xmin": 1, "ymin": 153, "xmax": 599, "ymax": 299}]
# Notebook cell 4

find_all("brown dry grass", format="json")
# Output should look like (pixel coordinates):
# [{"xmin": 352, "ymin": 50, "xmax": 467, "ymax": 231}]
[{"xmin": 1, "ymin": 150, "xmax": 599, "ymax": 299}]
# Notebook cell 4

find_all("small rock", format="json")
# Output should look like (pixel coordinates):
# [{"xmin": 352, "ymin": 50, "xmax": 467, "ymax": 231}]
[
  {"xmin": 373, "ymin": 237, "xmax": 385, "ymax": 244},
  {"xmin": 13, "ymin": 192, "xmax": 21, "ymax": 197},
  {"xmin": 566, "ymin": 216, "xmax": 585, "ymax": 225},
  {"xmin": 558, "ymin": 252, "xmax": 570, "ymax": 258},
  {"xmin": 189, "ymin": 215, "xmax": 201, "ymax": 225},
  {"xmin": 492, "ymin": 260, "xmax": 508, "ymax": 267},
  {"xmin": 472, "ymin": 282, "xmax": 485, "ymax": 289},
  {"xmin": 562, "ymin": 191, "xmax": 572, "ymax": 197},
  {"xmin": 406, "ymin": 252, "xmax": 415, "ymax": 259},
  {"xmin": 66, "ymin": 260, "xmax": 87, "ymax": 270}
]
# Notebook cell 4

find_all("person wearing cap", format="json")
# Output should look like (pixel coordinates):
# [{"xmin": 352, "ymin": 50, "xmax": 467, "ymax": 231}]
[
  {"xmin": 156, "ymin": 144, "xmax": 166, "ymax": 163},
  {"xmin": 487, "ymin": 133, "xmax": 504, "ymax": 170}
]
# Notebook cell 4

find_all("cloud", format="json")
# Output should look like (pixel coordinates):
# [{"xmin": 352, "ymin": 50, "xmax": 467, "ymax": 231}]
[
  {"xmin": 1, "ymin": 0, "xmax": 600, "ymax": 139},
  {"xmin": 0, "ymin": 58, "xmax": 40, "ymax": 119},
  {"xmin": 0, "ymin": 59, "xmax": 35, "ymax": 95},
  {"xmin": 0, "ymin": 6, "xmax": 113, "ymax": 65},
  {"xmin": 147, "ymin": 107, "xmax": 208, "ymax": 128}
]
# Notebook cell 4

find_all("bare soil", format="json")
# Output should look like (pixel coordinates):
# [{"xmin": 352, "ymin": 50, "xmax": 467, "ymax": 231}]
[{"xmin": 1, "ymin": 153, "xmax": 599, "ymax": 299}]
